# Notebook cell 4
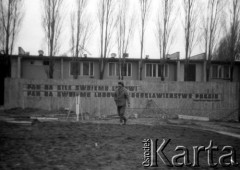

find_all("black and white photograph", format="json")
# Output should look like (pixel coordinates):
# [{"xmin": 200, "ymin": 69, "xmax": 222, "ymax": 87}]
[{"xmin": 0, "ymin": 0, "xmax": 240, "ymax": 169}]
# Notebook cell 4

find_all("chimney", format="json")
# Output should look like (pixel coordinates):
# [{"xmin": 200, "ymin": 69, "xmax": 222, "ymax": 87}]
[
  {"xmin": 18, "ymin": 47, "xmax": 25, "ymax": 55},
  {"xmin": 123, "ymin": 53, "xmax": 129, "ymax": 58},
  {"xmin": 111, "ymin": 53, "xmax": 116, "ymax": 58},
  {"xmin": 38, "ymin": 50, "xmax": 44, "ymax": 56}
]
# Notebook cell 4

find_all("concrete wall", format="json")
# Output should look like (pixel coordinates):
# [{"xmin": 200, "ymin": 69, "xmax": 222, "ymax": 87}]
[
  {"xmin": 11, "ymin": 58, "xmax": 18, "ymax": 78},
  {"xmin": 168, "ymin": 63, "xmax": 177, "ymax": 81},
  {"xmin": 21, "ymin": 60, "xmax": 48, "ymax": 79},
  {"xmin": 4, "ymin": 78, "xmax": 239, "ymax": 121},
  {"xmin": 53, "ymin": 60, "xmax": 61, "ymax": 79}
]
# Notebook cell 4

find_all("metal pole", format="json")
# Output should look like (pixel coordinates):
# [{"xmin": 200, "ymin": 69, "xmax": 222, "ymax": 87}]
[{"xmin": 76, "ymin": 96, "xmax": 80, "ymax": 121}]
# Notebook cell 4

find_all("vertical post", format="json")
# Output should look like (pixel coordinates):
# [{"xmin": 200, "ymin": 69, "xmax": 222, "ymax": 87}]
[
  {"xmin": 139, "ymin": 60, "xmax": 142, "ymax": 80},
  {"xmin": 17, "ymin": 56, "xmax": 21, "ymax": 78},
  {"xmin": 203, "ymin": 60, "xmax": 207, "ymax": 82},
  {"xmin": 80, "ymin": 96, "xmax": 84, "ymax": 121},
  {"xmin": 177, "ymin": 60, "xmax": 181, "ymax": 81},
  {"xmin": 61, "ymin": 58, "xmax": 63, "ymax": 79},
  {"xmin": 76, "ymin": 95, "xmax": 80, "ymax": 121}
]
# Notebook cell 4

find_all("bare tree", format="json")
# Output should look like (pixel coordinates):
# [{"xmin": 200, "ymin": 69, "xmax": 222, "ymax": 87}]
[
  {"xmin": 42, "ymin": 0, "xmax": 65, "ymax": 79},
  {"xmin": 139, "ymin": 0, "xmax": 151, "ymax": 80},
  {"xmin": 0, "ymin": 0, "xmax": 24, "ymax": 77},
  {"xmin": 0, "ymin": 12, "xmax": 4, "ymax": 51},
  {"xmin": 182, "ymin": 0, "xmax": 199, "ymax": 60},
  {"xmin": 215, "ymin": 0, "xmax": 240, "ymax": 64},
  {"xmin": 202, "ymin": 0, "xmax": 225, "ymax": 81},
  {"xmin": 98, "ymin": 0, "xmax": 117, "ymax": 80},
  {"xmin": 228, "ymin": 0, "xmax": 240, "ymax": 81},
  {"xmin": 70, "ymin": 0, "xmax": 92, "ymax": 58},
  {"xmin": 215, "ymin": 33, "xmax": 231, "ymax": 60},
  {"xmin": 117, "ymin": 0, "xmax": 136, "ymax": 80},
  {"xmin": 0, "ymin": 16, "xmax": 4, "ymax": 52},
  {"xmin": 155, "ymin": 0, "xmax": 178, "ymax": 80},
  {"xmin": 182, "ymin": 0, "xmax": 200, "ymax": 81},
  {"xmin": 70, "ymin": 0, "xmax": 93, "ymax": 79},
  {"xmin": 0, "ymin": 0, "xmax": 24, "ymax": 55}
]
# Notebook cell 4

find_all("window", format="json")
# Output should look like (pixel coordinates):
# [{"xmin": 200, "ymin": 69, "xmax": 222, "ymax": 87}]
[
  {"xmin": 43, "ymin": 60, "xmax": 49, "ymax": 65},
  {"xmin": 164, "ymin": 64, "xmax": 168, "ymax": 77},
  {"xmin": 109, "ymin": 63, "xmax": 116, "ymax": 76},
  {"xmin": 146, "ymin": 64, "xmax": 152, "ymax": 77},
  {"xmin": 158, "ymin": 64, "xmax": 163, "ymax": 78},
  {"xmin": 109, "ymin": 62, "xmax": 132, "ymax": 77},
  {"xmin": 223, "ymin": 65, "xmax": 230, "ymax": 79},
  {"xmin": 127, "ymin": 63, "xmax": 132, "ymax": 76},
  {"xmin": 146, "ymin": 63, "xmax": 168, "ymax": 78},
  {"xmin": 83, "ymin": 62, "xmax": 94, "ymax": 76},
  {"xmin": 116, "ymin": 64, "xmax": 120, "ymax": 76},
  {"xmin": 212, "ymin": 65, "xmax": 230, "ymax": 79},
  {"xmin": 70, "ymin": 61, "xmax": 80, "ymax": 75},
  {"xmin": 157, "ymin": 64, "xmax": 169, "ymax": 78},
  {"xmin": 122, "ymin": 63, "xmax": 132, "ymax": 77},
  {"xmin": 184, "ymin": 64, "xmax": 196, "ymax": 81},
  {"xmin": 153, "ymin": 64, "xmax": 157, "ymax": 77},
  {"xmin": 212, "ymin": 65, "xmax": 218, "ymax": 78}
]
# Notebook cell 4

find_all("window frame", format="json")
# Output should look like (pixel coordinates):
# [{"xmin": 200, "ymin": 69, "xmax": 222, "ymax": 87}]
[
  {"xmin": 223, "ymin": 65, "xmax": 230, "ymax": 79},
  {"xmin": 121, "ymin": 62, "xmax": 132, "ymax": 77},
  {"xmin": 108, "ymin": 62, "xmax": 132, "ymax": 77},
  {"xmin": 69, "ymin": 61, "xmax": 81, "ymax": 76},
  {"xmin": 82, "ymin": 61, "xmax": 94, "ymax": 76},
  {"xmin": 146, "ymin": 63, "xmax": 153, "ymax": 77},
  {"xmin": 211, "ymin": 64, "xmax": 231, "ymax": 79},
  {"xmin": 212, "ymin": 65, "xmax": 218, "ymax": 78},
  {"xmin": 108, "ymin": 62, "xmax": 117, "ymax": 76},
  {"xmin": 145, "ymin": 63, "xmax": 169, "ymax": 78},
  {"xmin": 43, "ymin": 60, "xmax": 49, "ymax": 66}
]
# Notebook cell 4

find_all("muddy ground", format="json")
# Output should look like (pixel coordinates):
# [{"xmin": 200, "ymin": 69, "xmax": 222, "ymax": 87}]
[
  {"xmin": 0, "ymin": 121, "xmax": 240, "ymax": 170},
  {"xmin": 0, "ymin": 108, "xmax": 240, "ymax": 170}
]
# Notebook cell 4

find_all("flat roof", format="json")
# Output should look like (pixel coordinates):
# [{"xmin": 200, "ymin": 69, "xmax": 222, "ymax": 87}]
[{"xmin": 4, "ymin": 54, "xmax": 240, "ymax": 65}]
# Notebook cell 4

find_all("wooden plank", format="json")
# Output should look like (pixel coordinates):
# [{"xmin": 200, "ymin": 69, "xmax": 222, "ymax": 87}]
[
  {"xmin": 30, "ymin": 117, "xmax": 58, "ymax": 121},
  {"xmin": 6, "ymin": 120, "xmax": 32, "ymax": 125},
  {"xmin": 178, "ymin": 115, "xmax": 209, "ymax": 121}
]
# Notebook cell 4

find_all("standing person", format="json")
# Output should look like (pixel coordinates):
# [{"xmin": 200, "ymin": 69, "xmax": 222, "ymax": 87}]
[{"xmin": 114, "ymin": 82, "xmax": 130, "ymax": 125}]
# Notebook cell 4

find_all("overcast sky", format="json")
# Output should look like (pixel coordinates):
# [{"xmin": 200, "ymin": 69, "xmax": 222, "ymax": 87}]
[{"xmin": 15, "ymin": 0, "xmax": 213, "ymax": 59}]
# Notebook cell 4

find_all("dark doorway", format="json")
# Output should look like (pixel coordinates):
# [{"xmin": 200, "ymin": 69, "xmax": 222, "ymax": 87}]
[
  {"xmin": 184, "ymin": 64, "xmax": 196, "ymax": 81},
  {"xmin": 0, "ymin": 54, "xmax": 10, "ymax": 106},
  {"xmin": 0, "ymin": 76, "xmax": 4, "ymax": 105}
]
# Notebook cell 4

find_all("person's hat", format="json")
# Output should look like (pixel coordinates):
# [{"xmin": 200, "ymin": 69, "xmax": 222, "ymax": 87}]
[{"xmin": 118, "ymin": 82, "xmax": 124, "ymax": 87}]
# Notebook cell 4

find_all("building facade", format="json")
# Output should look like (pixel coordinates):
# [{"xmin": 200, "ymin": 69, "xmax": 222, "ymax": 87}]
[
  {"xmin": 10, "ymin": 52, "xmax": 240, "ymax": 82},
  {"xmin": 3, "ymin": 52, "xmax": 240, "ymax": 121}
]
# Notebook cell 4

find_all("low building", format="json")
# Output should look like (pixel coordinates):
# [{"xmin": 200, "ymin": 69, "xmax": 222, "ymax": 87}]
[
  {"xmin": 10, "ymin": 52, "xmax": 240, "ymax": 82},
  {"xmin": 2, "ymin": 52, "xmax": 240, "ymax": 121}
]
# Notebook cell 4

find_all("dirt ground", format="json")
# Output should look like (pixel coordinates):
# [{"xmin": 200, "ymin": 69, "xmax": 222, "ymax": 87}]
[
  {"xmin": 0, "ymin": 121, "xmax": 240, "ymax": 170},
  {"xmin": 0, "ymin": 108, "xmax": 240, "ymax": 170}
]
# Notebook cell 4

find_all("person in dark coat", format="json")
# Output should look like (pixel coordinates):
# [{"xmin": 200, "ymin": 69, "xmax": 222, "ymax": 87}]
[{"xmin": 114, "ymin": 82, "xmax": 130, "ymax": 125}]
